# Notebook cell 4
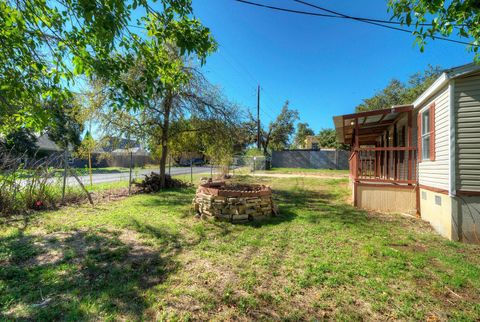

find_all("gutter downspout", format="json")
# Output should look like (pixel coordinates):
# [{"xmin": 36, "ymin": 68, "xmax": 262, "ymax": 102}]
[
  {"xmin": 449, "ymin": 79, "xmax": 462, "ymax": 241},
  {"xmin": 449, "ymin": 79, "xmax": 456, "ymax": 197}
]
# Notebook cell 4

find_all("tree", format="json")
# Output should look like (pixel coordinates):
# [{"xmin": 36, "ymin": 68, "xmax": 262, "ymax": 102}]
[
  {"xmin": 293, "ymin": 122, "xmax": 315, "ymax": 149},
  {"xmin": 258, "ymin": 101, "xmax": 299, "ymax": 155},
  {"xmin": 356, "ymin": 65, "xmax": 442, "ymax": 112},
  {"xmin": 75, "ymin": 131, "xmax": 97, "ymax": 187},
  {"xmin": 176, "ymin": 118, "xmax": 240, "ymax": 176},
  {"xmin": 44, "ymin": 99, "xmax": 84, "ymax": 150},
  {"xmin": 0, "ymin": 128, "xmax": 38, "ymax": 158},
  {"xmin": 168, "ymin": 117, "xmax": 240, "ymax": 166},
  {"xmin": 0, "ymin": 0, "xmax": 215, "ymax": 134},
  {"xmin": 388, "ymin": 0, "xmax": 480, "ymax": 60},
  {"xmin": 316, "ymin": 129, "xmax": 348, "ymax": 150},
  {"xmin": 99, "ymin": 59, "xmax": 238, "ymax": 188}
]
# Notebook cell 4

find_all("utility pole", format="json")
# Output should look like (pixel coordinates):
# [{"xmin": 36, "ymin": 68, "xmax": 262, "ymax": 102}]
[{"xmin": 257, "ymin": 84, "xmax": 261, "ymax": 150}]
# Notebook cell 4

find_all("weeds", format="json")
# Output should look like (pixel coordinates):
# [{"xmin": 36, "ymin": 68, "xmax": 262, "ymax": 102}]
[{"xmin": 0, "ymin": 148, "xmax": 88, "ymax": 216}]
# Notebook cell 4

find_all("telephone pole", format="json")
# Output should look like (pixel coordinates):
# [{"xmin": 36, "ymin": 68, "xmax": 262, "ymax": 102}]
[{"xmin": 257, "ymin": 85, "xmax": 261, "ymax": 150}]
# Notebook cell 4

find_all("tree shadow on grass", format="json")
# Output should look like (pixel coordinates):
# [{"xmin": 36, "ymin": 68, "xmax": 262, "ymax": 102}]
[
  {"xmin": 0, "ymin": 227, "xmax": 179, "ymax": 320},
  {"xmin": 130, "ymin": 218, "xmax": 184, "ymax": 251}
]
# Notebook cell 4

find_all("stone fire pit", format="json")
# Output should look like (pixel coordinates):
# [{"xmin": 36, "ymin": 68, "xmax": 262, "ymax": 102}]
[{"xmin": 192, "ymin": 181, "xmax": 276, "ymax": 222}]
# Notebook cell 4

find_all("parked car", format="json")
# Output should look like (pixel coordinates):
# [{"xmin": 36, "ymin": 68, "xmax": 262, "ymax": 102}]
[{"xmin": 179, "ymin": 158, "xmax": 205, "ymax": 166}]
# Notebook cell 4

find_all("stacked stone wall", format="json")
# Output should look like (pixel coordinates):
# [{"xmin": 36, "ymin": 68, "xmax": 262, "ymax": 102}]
[{"xmin": 192, "ymin": 183, "xmax": 275, "ymax": 222}]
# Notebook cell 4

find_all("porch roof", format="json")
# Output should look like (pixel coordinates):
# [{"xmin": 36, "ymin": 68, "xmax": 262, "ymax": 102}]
[{"xmin": 333, "ymin": 104, "xmax": 413, "ymax": 145}]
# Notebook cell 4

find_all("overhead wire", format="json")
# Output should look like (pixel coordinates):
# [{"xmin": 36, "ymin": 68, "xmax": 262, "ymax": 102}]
[
  {"xmin": 234, "ymin": 0, "xmax": 477, "ymax": 47},
  {"xmin": 295, "ymin": 0, "xmax": 475, "ymax": 46},
  {"xmin": 124, "ymin": 23, "xmax": 279, "ymax": 120},
  {"xmin": 293, "ymin": 0, "xmax": 466, "ymax": 27}
]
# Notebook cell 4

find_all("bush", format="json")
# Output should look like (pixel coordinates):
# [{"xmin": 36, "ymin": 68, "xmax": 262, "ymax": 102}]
[
  {"xmin": 134, "ymin": 172, "xmax": 190, "ymax": 193},
  {"xmin": 0, "ymin": 149, "xmax": 88, "ymax": 216}
]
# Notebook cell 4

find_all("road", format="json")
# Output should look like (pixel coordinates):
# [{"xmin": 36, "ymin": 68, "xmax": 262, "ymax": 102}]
[{"xmin": 64, "ymin": 166, "xmax": 213, "ymax": 186}]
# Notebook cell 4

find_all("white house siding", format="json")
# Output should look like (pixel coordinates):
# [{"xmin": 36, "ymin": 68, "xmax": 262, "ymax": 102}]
[
  {"xmin": 418, "ymin": 85, "xmax": 450, "ymax": 191},
  {"xmin": 455, "ymin": 74, "xmax": 480, "ymax": 192}
]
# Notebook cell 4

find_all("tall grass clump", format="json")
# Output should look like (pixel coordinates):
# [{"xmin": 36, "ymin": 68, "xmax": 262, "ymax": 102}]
[{"xmin": 0, "ymin": 148, "xmax": 86, "ymax": 216}]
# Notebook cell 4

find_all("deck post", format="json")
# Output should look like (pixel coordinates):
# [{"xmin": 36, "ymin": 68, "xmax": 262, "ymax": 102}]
[
  {"xmin": 407, "ymin": 110, "xmax": 413, "ymax": 183},
  {"xmin": 355, "ymin": 117, "xmax": 359, "ymax": 180}
]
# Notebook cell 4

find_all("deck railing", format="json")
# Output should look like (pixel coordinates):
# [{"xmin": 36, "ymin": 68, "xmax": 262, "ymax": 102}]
[{"xmin": 350, "ymin": 147, "xmax": 417, "ymax": 184}]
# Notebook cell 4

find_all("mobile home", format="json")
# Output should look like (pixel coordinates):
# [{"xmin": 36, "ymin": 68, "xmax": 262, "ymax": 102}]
[{"xmin": 334, "ymin": 63, "xmax": 480, "ymax": 243}]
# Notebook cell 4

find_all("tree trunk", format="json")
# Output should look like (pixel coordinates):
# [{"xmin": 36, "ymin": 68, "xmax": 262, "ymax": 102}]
[
  {"xmin": 159, "ymin": 94, "xmax": 172, "ymax": 189},
  {"xmin": 262, "ymin": 136, "xmax": 269, "ymax": 156}
]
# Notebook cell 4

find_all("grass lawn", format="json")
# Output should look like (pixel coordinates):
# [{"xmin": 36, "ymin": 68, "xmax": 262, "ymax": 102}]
[
  {"xmin": 264, "ymin": 167, "xmax": 349, "ymax": 176},
  {"xmin": 1, "ymin": 175, "xmax": 480, "ymax": 320}
]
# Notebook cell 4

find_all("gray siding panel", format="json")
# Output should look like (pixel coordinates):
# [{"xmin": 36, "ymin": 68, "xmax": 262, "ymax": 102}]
[{"xmin": 455, "ymin": 74, "xmax": 480, "ymax": 192}]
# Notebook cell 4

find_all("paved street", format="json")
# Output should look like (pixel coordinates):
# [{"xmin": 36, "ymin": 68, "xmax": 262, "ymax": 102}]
[{"xmin": 64, "ymin": 166, "xmax": 213, "ymax": 186}]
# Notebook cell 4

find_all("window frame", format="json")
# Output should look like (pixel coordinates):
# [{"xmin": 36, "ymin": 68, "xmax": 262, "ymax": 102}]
[{"xmin": 421, "ymin": 109, "xmax": 431, "ymax": 161}]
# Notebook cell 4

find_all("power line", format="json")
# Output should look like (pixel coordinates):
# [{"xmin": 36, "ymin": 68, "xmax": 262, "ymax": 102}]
[
  {"xmin": 221, "ymin": 45, "xmax": 259, "ymax": 84},
  {"xmin": 296, "ymin": 0, "xmax": 475, "ymax": 46},
  {"xmin": 125, "ymin": 23, "xmax": 280, "ymax": 120},
  {"xmin": 293, "ymin": 0, "xmax": 465, "ymax": 27},
  {"xmin": 235, "ymin": 0, "xmax": 341, "ymax": 19},
  {"xmin": 235, "ymin": 0, "xmax": 463, "ymax": 27},
  {"xmin": 217, "ymin": 47, "xmax": 278, "ymax": 119},
  {"xmin": 235, "ymin": 0, "xmax": 476, "ymax": 47}
]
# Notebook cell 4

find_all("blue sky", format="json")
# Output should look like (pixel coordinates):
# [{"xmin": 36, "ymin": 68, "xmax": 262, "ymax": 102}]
[{"xmin": 190, "ymin": 0, "xmax": 474, "ymax": 133}]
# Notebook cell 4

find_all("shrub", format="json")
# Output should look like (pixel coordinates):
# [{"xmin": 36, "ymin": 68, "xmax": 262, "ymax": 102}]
[
  {"xmin": 134, "ymin": 172, "xmax": 190, "ymax": 193},
  {"xmin": 0, "ymin": 148, "xmax": 89, "ymax": 216}
]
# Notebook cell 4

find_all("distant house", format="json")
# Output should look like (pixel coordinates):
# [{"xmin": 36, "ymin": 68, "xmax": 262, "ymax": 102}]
[
  {"xmin": 91, "ymin": 137, "xmax": 152, "ymax": 168},
  {"xmin": 36, "ymin": 133, "xmax": 62, "ymax": 153},
  {"xmin": 100, "ymin": 136, "xmax": 143, "ymax": 153},
  {"xmin": 304, "ymin": 135, "xmax": 320, "ymax": 150},
  {"xmin": 334, "ymin": 63, "xmax": 480, "ymax": 244},
  {"xmin": 111, "ymin": 147, "xmax": 149, "ymax": 155}
]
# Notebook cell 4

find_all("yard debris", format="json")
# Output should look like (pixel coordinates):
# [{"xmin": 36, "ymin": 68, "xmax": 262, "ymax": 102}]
[
  {"xmin": 31, "ymin": 298, "xmax": 52, "ymax": 308},
  {"xmin": 446, "ymin": 286, "xmax": 462, "ymax": 299},
  {"xmin": 200, "ymin": 177, "xmax": 212, "ymax": 184},
  {"xmin": 135, "ymin": 172, "xmax": 190, "ymax": 192}
]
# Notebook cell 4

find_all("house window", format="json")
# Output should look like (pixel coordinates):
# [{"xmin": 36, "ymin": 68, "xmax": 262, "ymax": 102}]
[{"xmin": 421, "ymin": 109, "xmax": 430, "ymax": 160}]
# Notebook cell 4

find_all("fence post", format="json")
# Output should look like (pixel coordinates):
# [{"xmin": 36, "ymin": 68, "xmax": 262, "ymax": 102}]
[
  {"xmin": 335, "ymin": 149, "xmax": 339, "ymax": 170},
  {"xmin": 129, "ymin": 151, "xmax": 133, "ymax": 195},
  {"xmin": 61, "ymin": 148, "xmax": 68, "ymax": 204},
  {"xmin": 253, "ymin": 156, "xmax": 256, "ymax": 174},
  {"xmin": 190, "ymin": 159, "xmax": 193, "ymax": 184},
  {"xmin": 210, "ymin": 162, "xmax": 213, "ymax": 178},
  {"xmin": 88, "ymin": 152, "xmax": 93, "ymax": 188},
  {"xmin": 168, "ymin": 155, "xmax": 171, "ymax": 175}
]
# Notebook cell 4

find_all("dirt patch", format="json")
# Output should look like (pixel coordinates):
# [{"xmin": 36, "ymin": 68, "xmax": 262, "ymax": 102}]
[
  {"xmin": 90, "ymin": 187, "xmax": 140, "ymax": 204},
  {"xmin": 366, "ymin": 210, "xmax": 437, "ymax": 235}
]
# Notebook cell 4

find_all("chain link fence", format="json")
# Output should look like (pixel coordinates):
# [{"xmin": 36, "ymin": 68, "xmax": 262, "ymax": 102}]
[
  {"xmin": 1, "ymin": 146, "xmax": 280, "ymax": 216},
  {"xmin": 0, "ymin": 147, "xmax": 218, "ymax": 216},
  {"xmin": 229, "ymin": 155, "xmax": 268, "ymax": 174}
]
